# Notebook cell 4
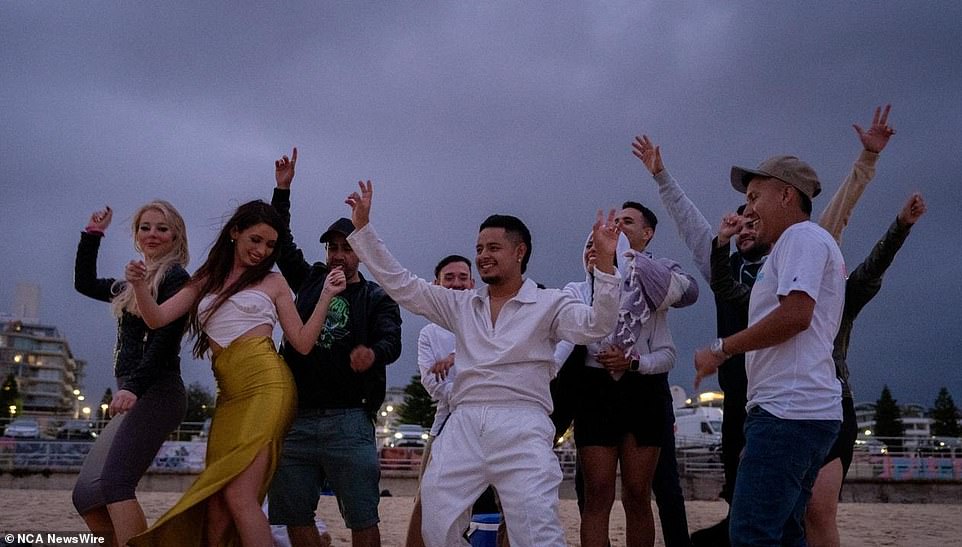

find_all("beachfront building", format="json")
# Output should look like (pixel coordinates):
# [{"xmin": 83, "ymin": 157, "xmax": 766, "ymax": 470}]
[
  {"xmin": 855, "ymin": 401, "xmax": 933, "ymax": 446},
  {"xmin": 0, "ymin": 316, "xmax": 86, "ymax": 417}
]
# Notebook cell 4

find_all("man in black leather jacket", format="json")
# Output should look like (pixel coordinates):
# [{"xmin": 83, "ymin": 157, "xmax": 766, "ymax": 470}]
[{"xmin": 267, "ymin": 148, "xmax": 402, "ymax": 547}]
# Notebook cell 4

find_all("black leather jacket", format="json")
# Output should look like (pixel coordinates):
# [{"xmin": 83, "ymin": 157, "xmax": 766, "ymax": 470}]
[
  {"xmin": 271, "ymin": 189, "xmax": 402, "ymax": 414},
  {"xmin": 74, "ymin": 232, "xmax": 189, "ymax": 396}
]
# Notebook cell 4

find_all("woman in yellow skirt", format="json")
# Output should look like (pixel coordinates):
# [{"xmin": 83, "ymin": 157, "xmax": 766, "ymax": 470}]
[{"xmin": 125, "ymin": 200, "xmax": 346, "ymax": 546}]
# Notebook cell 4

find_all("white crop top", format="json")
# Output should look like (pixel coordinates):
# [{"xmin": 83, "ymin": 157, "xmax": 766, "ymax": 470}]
[{"xmin": 197, "ymin": 289, "xmax": 278, "ymax": 348}]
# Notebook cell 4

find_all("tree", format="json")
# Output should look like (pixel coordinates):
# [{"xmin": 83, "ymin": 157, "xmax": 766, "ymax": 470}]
[
  {"xmin": 930, "ymin": 387, "xmax": 961, "ymax": 437},
  {"xmin": 396, "ymin": 375, "xmax": 436, "ymax": 428},
  {"xmin": 0, "ymin": 374, "xmax": 22, "ymax": 420},
  {"xmin": 185, "ymin": 382, "xmax": 215, "ymax": 424},
  {"xmin": 97, "ymin": 388, "xmax": 113, "ymax": 422},
  {"xmin": 874, "ymin": 385, "xmax": 904, "ymax": 448}
]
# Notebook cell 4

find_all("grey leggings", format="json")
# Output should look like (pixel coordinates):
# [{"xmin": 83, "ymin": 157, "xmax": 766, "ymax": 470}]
[{"xmin": 72, "ymin": 375, "xmax": 187, "ymax": 514}]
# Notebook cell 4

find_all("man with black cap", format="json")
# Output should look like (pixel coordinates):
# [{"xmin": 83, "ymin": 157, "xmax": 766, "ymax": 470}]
[
  {"xmin": 692, "ymin": 155, "xmax": 845, "ymax": 546},
  {"xmin": 267, "ymin": 148, "xmax": 403, "ymax": 547}
]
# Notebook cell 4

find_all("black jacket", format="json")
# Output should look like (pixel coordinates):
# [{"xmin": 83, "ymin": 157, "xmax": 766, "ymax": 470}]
[
  {"xmin": 271, "ymin": 189, "xmax": 402, "ymax": 414},
  {"xmin": 832, "ymin": 218, "xmax": 911, "ymax": 397},
  {"xmin": 708, "ymin": 238, "xmax": 766, "ymax": 397},
  {"xmin": 74, "ymin": 232, "xmax": 189, "ymax": 396}
]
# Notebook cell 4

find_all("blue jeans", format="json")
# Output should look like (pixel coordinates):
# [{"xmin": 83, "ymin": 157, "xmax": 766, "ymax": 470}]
[
  {"xmin": 730, "ymin": 406, "xmax": 840, "ymax": 547},
  {"xmin": 269, "ymin": 408, "xmax": 380, "ymax": 529}
]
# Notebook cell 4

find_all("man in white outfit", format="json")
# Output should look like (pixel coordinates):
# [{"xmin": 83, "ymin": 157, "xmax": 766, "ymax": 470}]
[{"xmin": 345, "ymin": 181, "xmax": 622, "ymax": 547}]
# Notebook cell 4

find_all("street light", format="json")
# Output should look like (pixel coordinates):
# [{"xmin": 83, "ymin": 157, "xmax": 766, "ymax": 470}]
[{"xmin": 81, "ymin": 407, "xmax": 91, "ymax": 417}]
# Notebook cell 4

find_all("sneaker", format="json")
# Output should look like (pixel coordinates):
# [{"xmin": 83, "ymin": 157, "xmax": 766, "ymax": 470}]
[{"xmin": 690, "ymin": 517, "xmax": 729, "ymax": 547}]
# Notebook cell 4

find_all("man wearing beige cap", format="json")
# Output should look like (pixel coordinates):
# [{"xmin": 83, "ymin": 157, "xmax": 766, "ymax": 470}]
[{"xmin": 693, "ymin": 156, "xmax": 845, "ymax": 546}]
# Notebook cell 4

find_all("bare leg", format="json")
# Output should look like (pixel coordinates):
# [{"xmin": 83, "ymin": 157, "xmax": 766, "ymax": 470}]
[
  {"xmin": 404, "ymin": 494, "xmax": 425, "ymax": 547},
  {"xmin": 805, "ymin": 458, "xmax": 843, "ymax": 547},
  {"xmin": 222, "ymin": 446, "xmax": 274, "ymax": 547},
  {"xmin": 579, "ymin": 446, "xmax": 619, "ymax": 547},
  {"xmin": 80, "ymin": 507, "xmax": 118, "ymax": 547},
  {"xmin": 105, "ymin": 499, "xmax": 147, "ymax": 547},
  {"xmin": 205, "ymin": 492, "xmax": 232, "ymax": 547},
  {"xmin": 619, "ymin": 436, "xmax": 660, "ymax": 547},
  {"xmin": 288, "ymin": 524, "xmax": 324, "ymax": 547},
  {"xmin": 351, "ymin": 524, "xmax": 381, "ymax": 547}
]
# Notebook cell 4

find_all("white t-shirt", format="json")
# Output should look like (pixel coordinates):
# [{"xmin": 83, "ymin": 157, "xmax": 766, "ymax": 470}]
[{"xmin": 746, "ymin": 221, "xmax": 845, "ymax": 420}]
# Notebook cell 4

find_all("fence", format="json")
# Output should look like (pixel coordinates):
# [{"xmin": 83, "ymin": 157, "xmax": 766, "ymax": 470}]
[{"xmin": 1, "ymin": 434, "xmax": 959, "ymax": 482}]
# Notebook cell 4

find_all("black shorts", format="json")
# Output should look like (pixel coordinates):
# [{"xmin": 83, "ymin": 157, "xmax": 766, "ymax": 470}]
[
  {"xmin": 823, "ymin": 396, "xmax": 857, "ymax": 476},
  {"xmin": 573, "ymin": 368, "xmax": 671, "ymax": 448}
]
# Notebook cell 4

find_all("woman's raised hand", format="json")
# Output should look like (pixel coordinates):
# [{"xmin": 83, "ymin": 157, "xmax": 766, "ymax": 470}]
[{"xmin": 85, "ymin": 206, "xmax": 113, "ymax": 234}]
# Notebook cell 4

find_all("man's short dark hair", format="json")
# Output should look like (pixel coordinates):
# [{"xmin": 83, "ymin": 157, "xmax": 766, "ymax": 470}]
[
  {"xmin": 796, "ymin": 189, "xmax": 813, "ymax": 216},
  {"xmin": 621, "ymin": 201, "xmax": 658, "ymax": 230},
  {"xmin": 434, "ymin": 254, "xmax": 472, "ymax": 279},
  {"xmin": 479, "ymin": 214, "xmax": 532, "ymax": 273}
]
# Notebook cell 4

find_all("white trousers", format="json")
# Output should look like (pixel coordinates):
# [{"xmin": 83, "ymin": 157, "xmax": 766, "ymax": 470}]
[{"xmin": 420, "ymin": 404, "xmax": 565, "ymax": 547}]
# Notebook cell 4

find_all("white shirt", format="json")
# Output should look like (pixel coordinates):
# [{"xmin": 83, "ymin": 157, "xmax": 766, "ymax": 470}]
[
  {"xmin": 418, "ymin": 323, "xmax": 456, "ymax": 436},
  {"xmin": 747, "ymin": 221, "xmax": 845, "ymax": 420},
  {"xmin": 348, "ymin": 224, "xmax": 622, "ymax": 415}
]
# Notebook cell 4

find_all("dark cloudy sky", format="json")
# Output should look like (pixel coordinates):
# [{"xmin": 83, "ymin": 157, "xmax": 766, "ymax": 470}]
[{"xmin": 2, "ymin": 2, "xmax": 960, "ymax": 409}]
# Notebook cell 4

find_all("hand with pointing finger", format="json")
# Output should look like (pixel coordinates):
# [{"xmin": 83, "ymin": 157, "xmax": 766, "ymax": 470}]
[{"xmin": 275, "ymin": 147, "xmax": 298, "ymax": 189}]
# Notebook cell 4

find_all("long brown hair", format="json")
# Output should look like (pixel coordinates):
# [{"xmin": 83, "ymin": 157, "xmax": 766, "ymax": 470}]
[
  {"xmin": 111, "ymin": 201, "xmax": 190, "ymax": 318},
  {"xmin": 189, "ymin": 200, "xmax": 284, "ymax": 358}
]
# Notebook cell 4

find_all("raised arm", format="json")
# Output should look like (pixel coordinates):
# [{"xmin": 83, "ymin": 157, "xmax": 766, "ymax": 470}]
[
  {"xmin": 551, "ymin": 210, "xmax": 622, "ymax": 344},
  {"xmin": 275, "ymin": 268, "xmax": 346, "ymax": 354},
  {"xmin": 75, "ymin": 207, "xmax": 116, "ymax": 301},
  {"xmin": 345, "ymin": 181, "xmax": 462, "ymax": 330},
  {"xmin": 125, "ymin": 260, "xmax": 198, "ymax": 329},
  {"xmin": 271, "ymin": 146, "xmax": 312, "ymax": 290},
  {"xmin": 632, "ymin": 134, "xmax": 714, "ymax": 281},
  {"xmin": 819, "ymin": 104, "xmax": 895, "ymax": 243},
  {"xmin": 844, "ymin": 193, "xmax": 924, "ymax": 319},
  {"xmin": 708, "ymin": 213, "xmax": 753, "ymax": 306}
]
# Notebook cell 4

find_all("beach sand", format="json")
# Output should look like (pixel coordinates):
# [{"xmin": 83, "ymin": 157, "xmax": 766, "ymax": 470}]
[{"xmin": 0, "ymin": 490, "xmax": 957, "ymax": 546}]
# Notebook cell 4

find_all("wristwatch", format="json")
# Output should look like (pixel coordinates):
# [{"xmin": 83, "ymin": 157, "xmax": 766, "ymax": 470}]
[
  {"xmin": 629, "ymin": 358, "xmax": 640, "ymax": 372},
  {"xmin": 710, "ymin": 338, "xmax": 732, "ymax": 360}
]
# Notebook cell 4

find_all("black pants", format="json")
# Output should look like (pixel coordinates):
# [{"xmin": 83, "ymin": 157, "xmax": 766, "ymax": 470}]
[{"xmin": 717, "ymin": 359, "xmax": 748, "ymax": 504}]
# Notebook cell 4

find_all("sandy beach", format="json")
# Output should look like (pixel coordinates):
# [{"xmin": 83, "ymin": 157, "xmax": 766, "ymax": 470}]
[{"xmin": 0, "ymin": 490, "xmax": 958, "ymax": 546}]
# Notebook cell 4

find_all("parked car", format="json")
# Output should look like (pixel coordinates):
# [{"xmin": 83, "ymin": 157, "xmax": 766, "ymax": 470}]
[
  {"xmin": 56, "ymin": 420, "xmax": 98, "ymax": 440},
  {"xmin": 389, "ymin": 424, "xmax": 429, "ymax": 448},
  {"xmin": 3, "ymin": 418, "xmax": 41, "ymax": 438}
]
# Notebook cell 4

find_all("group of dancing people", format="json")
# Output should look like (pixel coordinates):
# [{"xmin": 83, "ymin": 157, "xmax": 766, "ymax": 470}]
[{"xmin": 71, "ymin": 104, "xmax": 924, "ymax": 547}]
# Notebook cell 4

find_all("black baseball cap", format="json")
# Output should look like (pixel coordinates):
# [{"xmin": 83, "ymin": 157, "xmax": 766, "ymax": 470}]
[{"xmin": 319, "ymin": 217, "xmax": 356, "ymax": 243}]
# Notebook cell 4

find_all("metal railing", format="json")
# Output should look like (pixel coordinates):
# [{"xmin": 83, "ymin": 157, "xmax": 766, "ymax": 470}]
[{"xmin": 2, "ymin": 433, "xmax": 958, "ymax": 481}]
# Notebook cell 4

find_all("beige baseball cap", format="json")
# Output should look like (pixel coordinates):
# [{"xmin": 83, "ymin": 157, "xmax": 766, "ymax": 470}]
[{"xmin": 730, "ymin": 155, "xmax": 821, "ymax": 198}]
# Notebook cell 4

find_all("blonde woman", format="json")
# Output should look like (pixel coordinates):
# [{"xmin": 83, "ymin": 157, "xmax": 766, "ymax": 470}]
[
  {"xmin": 73, "ymin": 201, "xmax": 191, "ymax": 547},
  {"xmin": 126, "ymin": 200, "xmax": 345, "ymax": 547}
]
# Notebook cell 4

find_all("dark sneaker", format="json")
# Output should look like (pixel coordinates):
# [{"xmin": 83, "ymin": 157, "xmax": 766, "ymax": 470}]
[{"xmin": 690, "ymin": 517, "xmax": 730, "ymax": 547}]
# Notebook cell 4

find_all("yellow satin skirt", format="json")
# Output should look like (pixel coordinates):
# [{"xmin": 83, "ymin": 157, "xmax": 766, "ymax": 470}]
[{"xmin": 129, "ymin": 336, "xmax": 296, "ymax": 547}]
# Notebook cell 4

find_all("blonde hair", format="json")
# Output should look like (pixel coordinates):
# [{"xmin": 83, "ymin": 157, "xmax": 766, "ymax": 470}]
[{"xmin": 111, "ymin": 200, "xmax": 190, "ymax": 317}]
